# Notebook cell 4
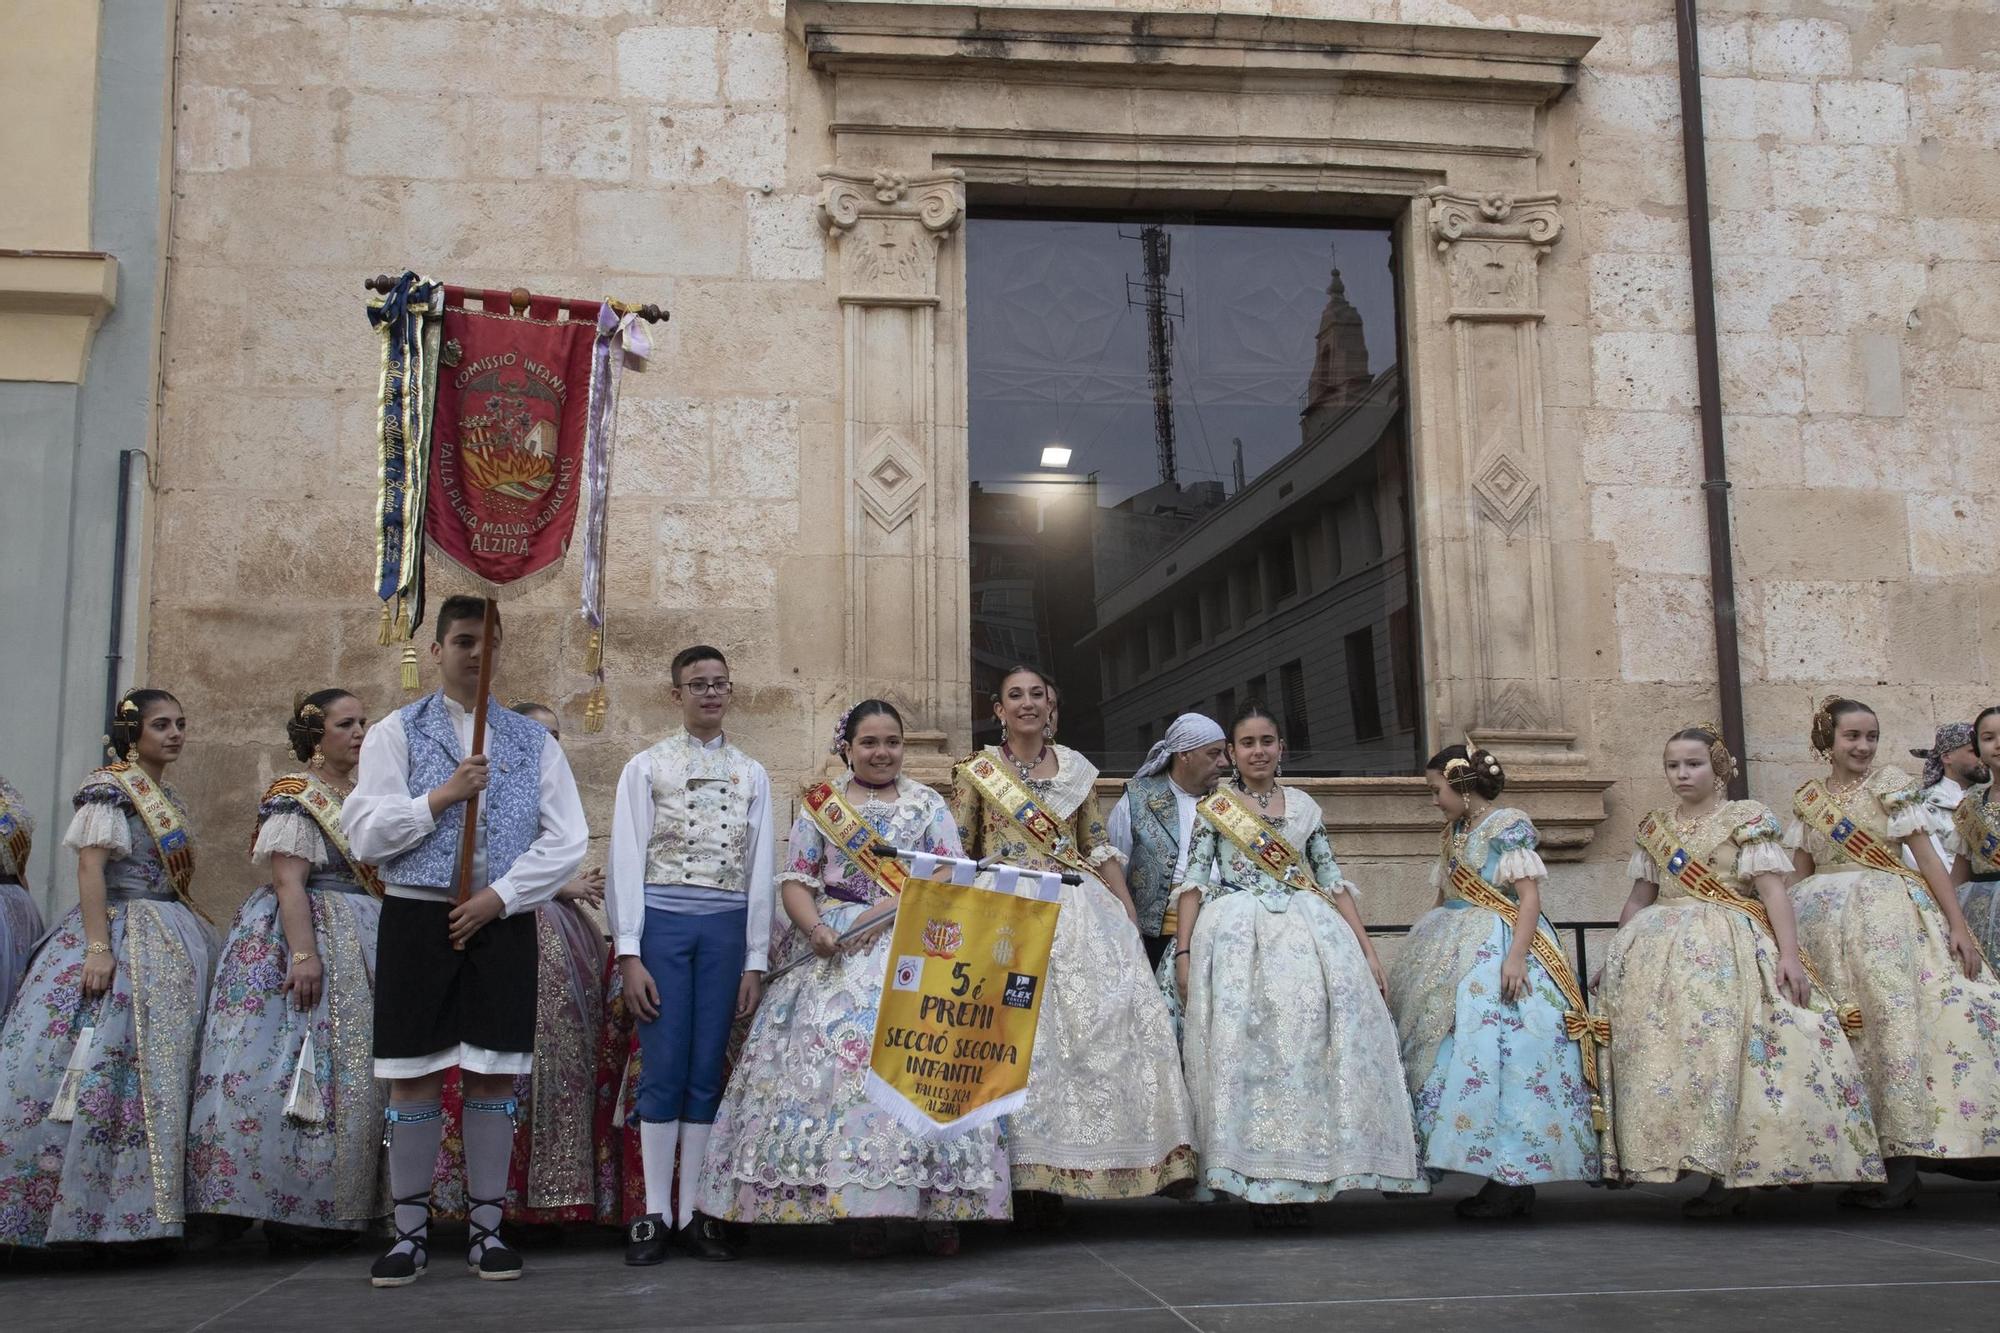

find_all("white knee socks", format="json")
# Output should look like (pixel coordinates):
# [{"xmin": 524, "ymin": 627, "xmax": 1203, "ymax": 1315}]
[
  {"xmin": 677, "ymin": 1122, "xmax": 711, "ymax": 1229},
  {"xmin": 640, "ymin": 1119, "xmax": 680, "ymax": 1220}
]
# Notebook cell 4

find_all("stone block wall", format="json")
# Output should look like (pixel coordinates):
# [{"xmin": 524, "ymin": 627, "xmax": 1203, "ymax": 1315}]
[{"xmin": 148, "ymin": 0, "xmax": 1998, "ymax": 928}]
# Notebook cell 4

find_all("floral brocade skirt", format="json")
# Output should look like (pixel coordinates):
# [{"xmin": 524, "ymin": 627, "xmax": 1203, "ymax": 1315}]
[
  {"xmin": 697, "ymin": 898, "xmax": 1010, "ymax": 1223},
  {"xmin": 1600, "ymin": 899, "xmax": 1880, "ymax": 1185},
  {"xmin": 1387, "ymin": 901, "xmax": 1599, "ymax": 1186},
  {"xmin": 185, "ymin": 886, "xmax": 385, "ymax": 1229},
  {"xmin": 1188, "ymin": 890, "xmax": 1426, "ymax": 1201},
  {"xmin": 1791, "ymin": 869, "xmax": 2000, "ymax": 1159},
  {"xmin": 0, "ymin": 881, "xmax": 45, "ymax": 1021},
  {"xmin": 1008, "ymin": 873, "xmax": 1195, "ymax": 1198},
  {"xmin": 0, "ymin": 900, "xmax": 215, "ymax": 1246}
]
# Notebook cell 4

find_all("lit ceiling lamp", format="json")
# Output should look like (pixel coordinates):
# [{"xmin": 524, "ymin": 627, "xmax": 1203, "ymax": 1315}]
[{"xmin": 1040, "ymin": 445, "xmax": 1073, "ymax": 469}]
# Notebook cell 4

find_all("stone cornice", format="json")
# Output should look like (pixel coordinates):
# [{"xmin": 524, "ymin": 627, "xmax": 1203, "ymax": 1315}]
[
  {"xmin": 0, "ymin": 250, "xmax": 118, "ymax": 383},
  {"xmin": 791, "ymin": 1, "xmax": 1597, "ymax": 103}
]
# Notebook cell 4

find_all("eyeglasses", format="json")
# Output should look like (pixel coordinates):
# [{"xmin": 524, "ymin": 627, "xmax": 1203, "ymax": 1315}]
[{"xmin": 680, "ymin": 679, "xmax": 733, "ymax": 697}]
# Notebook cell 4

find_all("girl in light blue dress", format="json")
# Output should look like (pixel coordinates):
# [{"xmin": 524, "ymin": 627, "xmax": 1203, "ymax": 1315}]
[{"xmin": 1386, "ymin": 743, "xmax": 1600, "ymax": 1219}]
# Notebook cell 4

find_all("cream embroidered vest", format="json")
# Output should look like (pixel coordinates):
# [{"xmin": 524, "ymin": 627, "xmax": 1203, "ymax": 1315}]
[{"xmin": 643, "ymin": 732, "xmax": 757, "ymax": 891}]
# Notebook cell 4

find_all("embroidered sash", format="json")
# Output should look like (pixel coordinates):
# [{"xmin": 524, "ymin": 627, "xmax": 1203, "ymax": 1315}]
[
  {"xmin": 801, "ymin": 780, "xmax": 908, "ymax": 901},
  {"xmin": 1196, "ymin": 785, "xmax": 1342, "ymax": 914},
  {"xmin": 0, "ymin": 779, "xmax": 30, "ymax": 877},
  {"xmin": 1442, "ymin": 842, "xmax": 1606, "ymax": 1129},
  {"xmin": 1794, "ymin": 780, "xmax": 1928, "ymax": 886},
  {"xmin": 1634, "ymin": 812, "xmax": 1861, "ymax": 1034},
  {"xmin": 1953, "ymin": 791, "xmax": 2000, "ymax": 872},
  {"xmin": 957, "ymin": 752, "xmax": 1092, "ymax": 878},
  {"xmin": 261, "ymin": 774, "xmax": 385, "ymax": 899},
  {"xmin": 97, "ymin": 763, "xmax": 202, "ymax": 917}
]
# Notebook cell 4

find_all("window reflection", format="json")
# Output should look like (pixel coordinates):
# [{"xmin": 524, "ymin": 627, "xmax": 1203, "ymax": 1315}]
[{"xmin": 967, "ymin": 213, "xmax": 1420, "ymax": 775}]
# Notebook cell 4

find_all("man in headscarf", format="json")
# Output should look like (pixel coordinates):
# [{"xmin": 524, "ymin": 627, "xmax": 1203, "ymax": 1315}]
[
  {"xmin": 1909, "ymin": 722, "xmax": 1988, "ymax": 866},
  {"xmin": 1107, "ymin": 713, "xmax": 1230, "ymax": 967}
]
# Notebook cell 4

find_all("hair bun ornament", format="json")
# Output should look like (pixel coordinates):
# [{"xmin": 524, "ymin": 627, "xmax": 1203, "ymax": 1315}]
[{"xmin": 829, "ymin": 705, "xmax": 855, "ymax": 756}]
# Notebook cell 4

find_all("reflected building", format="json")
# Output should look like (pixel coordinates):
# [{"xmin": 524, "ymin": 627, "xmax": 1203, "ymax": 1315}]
[{"xmin": 969, "ymin": 233, "xmax": 1419, "ymax": 773}]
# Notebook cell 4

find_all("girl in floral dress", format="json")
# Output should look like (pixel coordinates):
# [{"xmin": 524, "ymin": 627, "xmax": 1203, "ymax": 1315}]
[
  {"xmin": 1786, "ymin": 697, "xmax": 2000, "ymax": 1209},
  {"xmin": 1175, "ymin": 705, "xmax": 1425, "ymax": 1224},
  {"xmin": 0, "ymin": 689, "xmax": 216, "ymax": 1249},
  {"xmin": 1945, "ymin": 706, "xmax": 2000, "ymax": 965},
  {"xmin": 1601, "ymin": 725, "xmax": 1880, "ymax": 1216},
  {"xmin": 699, "ymin": 700, "xmax": 1009, "ymax": 1255},
  {"xmin": 186, "ymin": 690, "xmax": 386, "ymax": 1250},
  {"xmin": 0, "ymin": 772, "xmax": 44, "ymax": 1020},
  {"xmin": 950, "ymin": 666, "xmax": 1194, "ymax": 1227}
]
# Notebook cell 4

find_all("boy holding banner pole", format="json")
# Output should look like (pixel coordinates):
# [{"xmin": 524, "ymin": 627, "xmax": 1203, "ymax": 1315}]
[
  {"xmin": 344, "ymin": 596, "xmax": 588, "ymax": 1286},
  {"xmin": 607, "ymin": 646, "xmax": 775, "ymax": 1265}
]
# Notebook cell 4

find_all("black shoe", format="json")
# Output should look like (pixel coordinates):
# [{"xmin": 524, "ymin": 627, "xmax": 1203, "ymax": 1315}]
[
  {"xmin": 625, "ymin": 1213, "xmax": 671, "ymax": 1266},
  {"xmin": 466, "ymin": 1196, "xmax": 523, "ymax": 1281},
  {"xmin": 678, "ymin": 1213, "xmax": 737, "ymax": 1261},
  {"xmin": 368, "ymin": 1194, "xmax": 430, "ymax": 1288}
]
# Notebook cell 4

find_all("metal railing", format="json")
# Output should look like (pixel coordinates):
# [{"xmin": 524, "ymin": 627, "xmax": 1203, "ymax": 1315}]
[{"xmin": 1365, "ymin": 919, "xmax": 1624, "ymax": 986}]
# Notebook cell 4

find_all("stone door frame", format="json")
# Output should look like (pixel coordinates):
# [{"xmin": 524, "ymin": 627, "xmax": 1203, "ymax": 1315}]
[{"xmin": 795, "ymin": 1, "xmax": 1611, "ymax": 857}]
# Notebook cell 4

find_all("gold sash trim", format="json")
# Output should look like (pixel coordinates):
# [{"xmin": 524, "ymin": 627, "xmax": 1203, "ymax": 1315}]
[
  {"xmin": 97, "ymin": 763, "xmax": 206, "ymax": 921},
  {"xmin": 261, "ymin": 774, "xmax": 386, "ymax": 899},
  {"xmin": 1196, "ymin": 785, "xmax": 1343, "ymax": 914},
  {"xmin": 1953, "ymin": 791, "xmax": 2000, "ymax": 873},
  {"xmin": 1443, "ymin": 848, "xmax": 1606, "ymax": 1130},
  {"xmin": 1634, "ymin": 812, "xmax": 1861, "ymax": 1034},
  {"xmin": 0, "ymin": 781, "xmax": 30, "ymax": 877},
  {"xmin": 801, "ymin": 780, "xmax": 909, "ymax": 900},
  {"xmin": 956, "ymin": 753, "xmax": 1092, "ymax": 879}
]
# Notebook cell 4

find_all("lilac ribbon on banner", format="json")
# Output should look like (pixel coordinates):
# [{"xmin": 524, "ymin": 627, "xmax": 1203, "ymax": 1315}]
[{"xmin": 578, "ymin": 304, "xmax": 652, "ymax": 725}]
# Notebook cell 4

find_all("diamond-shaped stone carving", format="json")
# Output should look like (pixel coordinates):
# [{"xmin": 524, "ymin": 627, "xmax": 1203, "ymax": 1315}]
[
  {"xmin": 1473, "ymin": 453, "xmax": 1538, "ymax": 530},
  {"xmin": 857, "ymin": 427, "xmax": 925, "ymax": 530}
]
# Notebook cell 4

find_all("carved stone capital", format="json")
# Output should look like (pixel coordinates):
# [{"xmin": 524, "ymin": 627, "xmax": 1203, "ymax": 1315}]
[
  {"xmin": 1427, "ymin": 188, "xmax": 1564, "ymax": 313},
  {"xmin": 816, "ymin": 167, "xmax": 966, "ymax": 302}
]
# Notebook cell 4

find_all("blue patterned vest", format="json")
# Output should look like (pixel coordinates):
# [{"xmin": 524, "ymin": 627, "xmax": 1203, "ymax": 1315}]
[
  {"xmin": 384, "ymin": 692, "xmax": 546, "ymax": 889},
  {"xmin": 1121, "ymin": 774, "xmax": 1188, "ymax": 936}
]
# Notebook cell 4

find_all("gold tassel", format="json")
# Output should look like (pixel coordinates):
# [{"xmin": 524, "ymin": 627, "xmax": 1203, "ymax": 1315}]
[
  {"xmin": 393, "ymin": 600, "xmax": 411, "ymax": 642},
  {"xmin": 584, "ymin": 627, "xmax": 603, "ymax": 674},
  {"xmin": 400, "ymin": 646, "xmax": 420, "ymax": 692},
  {"xmin": 583, "ymin": 684, "xmax": 607, "ymax": 734},
  {"xmin": 377, "ymin": 602, "xmax": 394, "ymax": 647},
  {"xmin": 47, "ymin": 1025, "xmax": 98, "ymax": 1124},
  {"xmin": 1589, "ymin": 1093, "xmax": 1608, "ymax": 1135},
  {"xmin": 283, "ymin": 1033, "xmax": 325, "ymax": 1125}
]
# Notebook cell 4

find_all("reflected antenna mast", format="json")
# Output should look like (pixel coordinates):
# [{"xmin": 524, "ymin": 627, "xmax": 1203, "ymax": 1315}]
[{"xmin": 1123, "ymin": 223, "xmax": 1183, "ymax": 486}]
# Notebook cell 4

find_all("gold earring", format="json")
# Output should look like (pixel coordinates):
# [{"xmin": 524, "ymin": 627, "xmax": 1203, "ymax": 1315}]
[{"xmin": 309, "ymin": 744, "xmax": 326, "ymax": 770}]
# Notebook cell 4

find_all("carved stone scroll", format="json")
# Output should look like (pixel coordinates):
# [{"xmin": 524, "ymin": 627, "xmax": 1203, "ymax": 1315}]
[
  {"xmin": 1426, "ymin": 186, "xmax": 1572, "ymax": 756},
  {"xmin": 817, "ymin": 167, "xmax": 967, "ymax": 755}
]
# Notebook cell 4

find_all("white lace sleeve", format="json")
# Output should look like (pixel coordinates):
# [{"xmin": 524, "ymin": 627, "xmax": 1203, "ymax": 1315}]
[
  {"xmin": 1781, "ymin": 818, "xmax": 1809, "ymax": 852},
  {"xmin": 63, "ymin": 802, "xmax": 132, "ymax": 856},
  {"xmin": 1492, "ymin": 846, "xmax": 1548, "ymax": 884},
  {"xmin": 1626, "ymin": 846, "xmax": 1659, "ymax": 884},
  {"xmin": 251, "ymin": 810, "xmax": 328, "ymax": 867},
  {"xmin": 1736, "ymin": 839, "xmax": 1794, "ymax": 878},
  {"xmin": 1886, "ymin": 803, "xmax": 1927, "ymax": 841}
]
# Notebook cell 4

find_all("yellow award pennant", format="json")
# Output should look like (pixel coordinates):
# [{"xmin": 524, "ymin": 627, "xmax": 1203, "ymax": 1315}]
[
  {"xmin": 101, "ymin": 763, "xmax": 207, "ymax": 921},
  {"xmin": 956, "ymin": 754, "xmax": 1091, "ymax": 878},
  {"xmin": 260, "ymin": 774, "xmax": 386, "ymax": 900},
  {"xmin": 1634, "ymin": 812, "xmax": 1860, "ymax": 1034},
  {"xmin": 864, "ymin": 875, "xmax": 1061, "ymax": 1137},
  {"xmin": 801, "ymin": 780, "xmax": 908, "ymax": 899}
]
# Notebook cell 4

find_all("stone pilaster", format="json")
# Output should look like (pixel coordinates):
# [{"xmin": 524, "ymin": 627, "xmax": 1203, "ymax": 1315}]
[
  {"xmin": 816, "ymin": 167, "xmax": 966, "ymax": 762},
  {"xmin": 1426, "ymin": 186, "xmax": 1576, "ymax": 764}
]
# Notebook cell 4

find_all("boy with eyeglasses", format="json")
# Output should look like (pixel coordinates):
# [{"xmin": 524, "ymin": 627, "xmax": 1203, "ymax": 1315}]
[{"xmin": 607, "ymin": 645, "xmax": 774, "ymax": 1263}]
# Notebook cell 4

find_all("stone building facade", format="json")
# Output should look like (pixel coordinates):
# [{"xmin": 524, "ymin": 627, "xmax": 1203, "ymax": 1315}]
[{"xmin": 4, "ymin": 0, "xmax": 1995, "ymax": 931}]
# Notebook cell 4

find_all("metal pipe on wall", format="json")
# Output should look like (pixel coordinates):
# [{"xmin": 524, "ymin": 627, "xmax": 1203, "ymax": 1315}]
[
  {"xmin": 1673, "ymin": 0, "xmax": 1749, "ymax": 798},
  {"xmin": 103, "ymin": 448, "xmax": 143, "ymax": 725}
]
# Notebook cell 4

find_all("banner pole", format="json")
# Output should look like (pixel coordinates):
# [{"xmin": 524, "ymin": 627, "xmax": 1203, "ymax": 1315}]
[{"xmin": 453, "ymin": 598, "xmax": 498, "ymax": 920}]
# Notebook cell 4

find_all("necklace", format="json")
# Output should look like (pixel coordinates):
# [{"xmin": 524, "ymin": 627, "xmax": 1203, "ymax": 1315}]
[
  {"xmin": 1671, "ymin": 801, "xmax": 1716, "ymax": 839},
  {"xmin": 849, "ymin": 773, "xmax": 897, "ymax": 793},
  {"xmin": 1001, "ymin": 740, "xmax": 1048, "ymax": 781},
  {"xmin": 1825, "ymin": 770, "xmax": 1868, "ymax": 802},
  {"xmin": 1448, "ymin": 818, "xmax": 1471, "ymax": 863},
  {"xmin": 1236, "ymin": 778, "xmax": 1280, "ymax": 813}
]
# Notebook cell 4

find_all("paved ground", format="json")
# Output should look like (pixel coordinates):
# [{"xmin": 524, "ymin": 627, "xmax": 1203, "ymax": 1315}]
[{"xmin": 6, "ymin": 1175, "xmax": 2000, "ymax": 1332}]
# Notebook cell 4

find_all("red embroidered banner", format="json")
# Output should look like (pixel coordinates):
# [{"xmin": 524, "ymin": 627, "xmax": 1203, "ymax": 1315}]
[{"xmin": 425, "ymin": 302, "xmax": 593, "ymax": 591}]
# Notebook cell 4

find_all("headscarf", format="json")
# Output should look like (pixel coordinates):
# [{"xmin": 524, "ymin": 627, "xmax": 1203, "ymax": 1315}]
[
  {"xmin": 1911, "ymin": 721, "xmax": 1976, "ymax": 790},
  {"xmin": 1135, "ymin": 713, "xmax": 1227, "ymax": 779}
]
